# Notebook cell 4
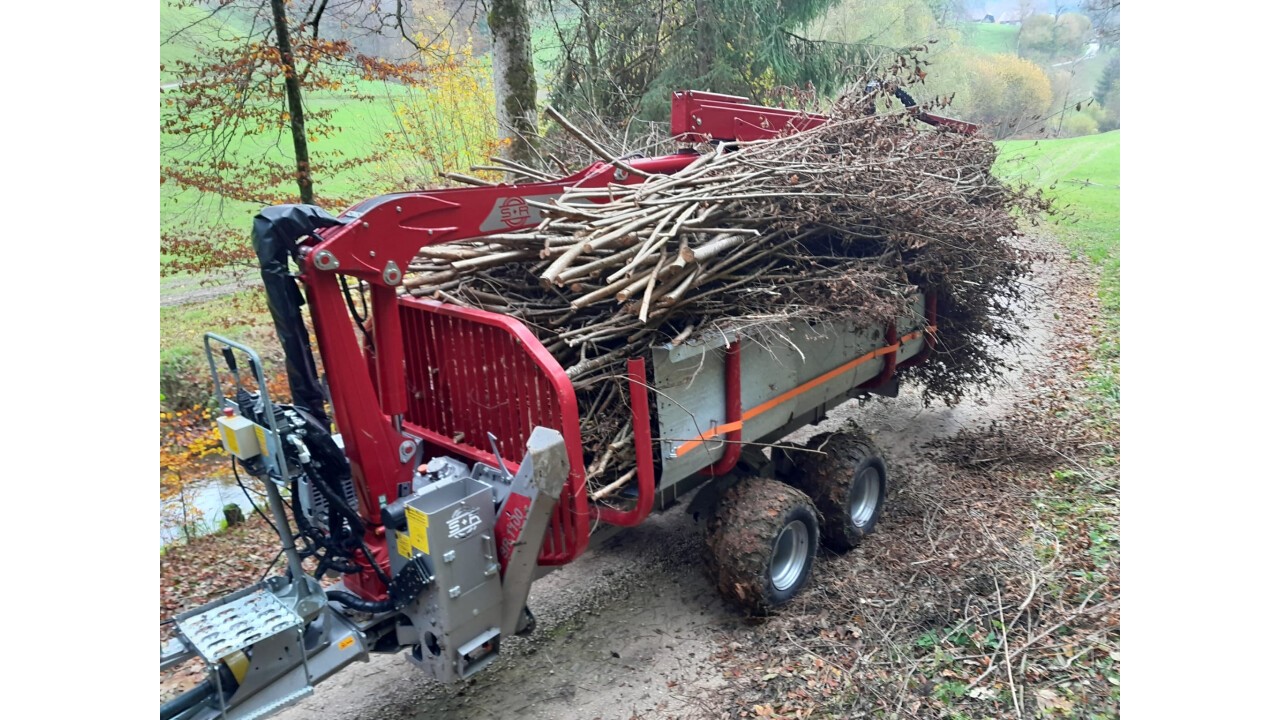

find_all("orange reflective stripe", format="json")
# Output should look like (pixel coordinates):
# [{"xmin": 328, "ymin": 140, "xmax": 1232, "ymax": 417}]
[
  {"xmin": 673, "ymin": 420, "xmax": 745, "ymax": 457},
  {"xmin": 676, "ymin": 346, "xmax": 877, "ymax": 456},
  {"xmin": 672, "ymin": 324, "xmax": 938, "ymax": 458}
]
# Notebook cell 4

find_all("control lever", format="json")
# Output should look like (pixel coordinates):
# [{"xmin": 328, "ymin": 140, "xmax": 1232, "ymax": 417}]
[
  {"xmin": 222, "ymin": 346, "xmax": 243, "ymax": 389},
  {"xmin": 487, "ymin": 432, "xmax": 514, "ymax": 481}
]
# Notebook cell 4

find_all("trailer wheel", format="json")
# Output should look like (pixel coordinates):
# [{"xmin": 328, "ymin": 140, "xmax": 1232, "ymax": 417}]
[
  {"xmin": 790, "ymin": 429, "xmax": 888, "ymax": 553},
  {"xmin": 515, "ymin": 605, "xmax": 536, "ymax": 636},
  {"xmin": 706, "ymin": 478, "xmax": 820, "ymax": 614}
]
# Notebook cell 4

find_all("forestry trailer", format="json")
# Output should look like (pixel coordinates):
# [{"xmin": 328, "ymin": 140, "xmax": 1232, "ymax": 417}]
[{"xmin": 159, "ymin": 91, "xmax": 977, "ymax": 720}]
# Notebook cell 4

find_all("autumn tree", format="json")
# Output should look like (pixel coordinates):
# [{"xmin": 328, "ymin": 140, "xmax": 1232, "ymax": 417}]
[
  {"xmin": 161, "ymin": 1, "xmax": 431, "ymax": 211},
  {"xmin": 160, "ymin": 406, "xmax": 224, "ymax": 543},
  {"xmin": 375, "ymin": 40, "xmax": 509, "ymax": 187},
  {"xmin": 966, "ymin": 54, "xmax": 1052, "ymax": 138},
  {"xmin": 269, "ymin": 0, "xmax": 313, "ymax": 202}
]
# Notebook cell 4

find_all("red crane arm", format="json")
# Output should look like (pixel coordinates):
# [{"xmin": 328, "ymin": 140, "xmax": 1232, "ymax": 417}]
[{"xmin": 671, "ymin": 89, "xmax": 979, "ymax": 142}]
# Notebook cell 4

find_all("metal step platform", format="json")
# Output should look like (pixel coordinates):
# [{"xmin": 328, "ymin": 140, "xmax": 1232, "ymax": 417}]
[{"xmin": 176, "ymin": 585, "xmax": 304, "ymax": 663}]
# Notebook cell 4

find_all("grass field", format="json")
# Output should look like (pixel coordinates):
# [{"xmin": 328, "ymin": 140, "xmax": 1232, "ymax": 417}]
[
  {"xmin": 160, "ymin": 78, "xmax": 413, "ymax": 231},
  {"xmin": 160, "ymin": 1, "xmax": 230, "ymax": 82},
  {"xmin": 998, "ymin": 130, "xmax": 1120, "ymax": 405},
  {"xmin": 960, "ymin": 21, "xmax": 1019, "ymax": 55}
]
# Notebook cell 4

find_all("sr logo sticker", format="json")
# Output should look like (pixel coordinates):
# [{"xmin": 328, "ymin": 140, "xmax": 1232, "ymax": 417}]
[
  {"xmin": 499, "ymin": 197, "xmax": 530, "ymax": 227},
  {"xmin": 447, "ymin": 505, "xmax": 483, "ymax": 540},
  {"xmin": 478, "ymin": 194, "xmax": 558, "ymax": 232}
]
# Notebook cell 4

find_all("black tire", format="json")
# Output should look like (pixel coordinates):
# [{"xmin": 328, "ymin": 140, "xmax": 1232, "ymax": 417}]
[
  {"xmin": 789, "ymin": 428, "xmax": 889, "ymax": 553},
  {"xmin": 515, "ymin": 605, "xmax": 536, "ymax": 636},
  {"xmin": 705, "ymin": 477, "xmax": 820, "ymax": 614}
]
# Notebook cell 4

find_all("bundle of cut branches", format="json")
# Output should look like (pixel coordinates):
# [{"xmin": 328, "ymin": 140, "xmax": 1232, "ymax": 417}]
[{"xmin": 404, "ymin": 90, "xmax": 1049, "ymax": 498}]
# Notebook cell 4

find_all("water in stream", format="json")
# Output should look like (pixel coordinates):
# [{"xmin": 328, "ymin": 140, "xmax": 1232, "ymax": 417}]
[{"xmin": 159, "ymin": 475, "xmax": 260, "ymax": 548}]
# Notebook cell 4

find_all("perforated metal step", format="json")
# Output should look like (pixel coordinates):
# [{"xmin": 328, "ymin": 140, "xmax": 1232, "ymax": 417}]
[{"xmin": 176, "ymin": 586, "xmax": 302, "ymax": 663}]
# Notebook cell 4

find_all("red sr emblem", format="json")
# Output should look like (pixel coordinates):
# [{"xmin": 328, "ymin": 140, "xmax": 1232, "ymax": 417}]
[{"xmin": 499, "ymin": 197, "xmax": 531, "ymax": 228}]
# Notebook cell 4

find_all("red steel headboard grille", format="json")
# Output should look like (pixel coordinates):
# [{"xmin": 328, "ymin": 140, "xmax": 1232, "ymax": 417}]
[{"xmin": 398, "ymin": 297, "xmax": 589, "ymax": 565}]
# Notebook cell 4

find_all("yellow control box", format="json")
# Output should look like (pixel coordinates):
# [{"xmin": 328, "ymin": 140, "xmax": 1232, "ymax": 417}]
[{"xmin": 217, "ymin": 413, "xmax": 263, "ymax": 460}]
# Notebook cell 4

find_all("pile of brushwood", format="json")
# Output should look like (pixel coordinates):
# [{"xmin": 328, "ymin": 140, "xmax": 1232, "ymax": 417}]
[{"xmin": 404, "ymin": 88, "xmax": 1050, "ymax": 499}]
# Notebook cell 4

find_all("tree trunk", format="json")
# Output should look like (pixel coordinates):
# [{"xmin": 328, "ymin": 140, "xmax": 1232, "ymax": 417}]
[
  {"xmin": 584, "ymin": 0, "xmax": 599, "ymax": 108},
  {"xmin": 489, "ymin": 0, "xmax": 539, "ymax": 167},
  {"xmin": 270, "ymin": 0, "xmax": 314, "ymax": 204}
]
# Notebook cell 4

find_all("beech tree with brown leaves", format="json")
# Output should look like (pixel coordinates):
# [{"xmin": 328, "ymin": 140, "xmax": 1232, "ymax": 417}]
[
  {"xmin": 162, "ymin": 1, "xmax": 416, "ymax": 275},
  {"xmin": 161, "ymin": 1, "xmax": 430, "ymax": 212}
]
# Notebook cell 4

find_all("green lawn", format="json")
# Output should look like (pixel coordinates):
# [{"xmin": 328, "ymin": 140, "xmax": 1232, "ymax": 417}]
[
  {"xmin": 960, "ymin": 21, "xmax": 1019, "ymax": 55},
  {"xmin": 998, "ymin": 131, "xmax": 1120, "ymax": 404},
  {"xmin": 160, "ymin": 1, "xmax": 225, "ymax": 82}
]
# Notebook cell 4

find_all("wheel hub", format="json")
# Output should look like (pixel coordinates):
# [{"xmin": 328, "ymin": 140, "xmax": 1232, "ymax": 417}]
[
  {"xmin": 770, "ymin": 519, "xmax": 810, "ymax": 591},
  {"xmin": 850, "ymin": 466, "xmax": 882, "ymax": 528}
]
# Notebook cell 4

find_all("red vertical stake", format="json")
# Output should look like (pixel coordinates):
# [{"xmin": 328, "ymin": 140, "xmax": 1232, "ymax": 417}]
[
  {"xmin": 703, "ymin": 342, "xmax": 742, "ymax": 477},
  {"xmin": 591, "ymin": 357, "xmax": 656, "ymax": 527}
]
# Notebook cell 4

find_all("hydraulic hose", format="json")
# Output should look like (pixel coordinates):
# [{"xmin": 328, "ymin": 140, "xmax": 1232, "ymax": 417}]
[
  {"xmin": 327, "ymin": 590, "xmax": 397, "ymax": 614},
  {"xmin": 159, "ymin": 679, "xmax": 214, "ymax": 720}
]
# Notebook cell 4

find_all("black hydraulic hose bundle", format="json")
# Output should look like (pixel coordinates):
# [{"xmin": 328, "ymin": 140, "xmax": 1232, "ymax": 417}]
[
  {"xmin": 250, "ymin": 204, "xmax": 346, "ymax": 426},
  {"xmin": 326, "ymin": 552, "xmax": 431, "ymax": 614},
  {"xmin": 279, "ymin": 409, "xmax": 394, "ymax": 586},
  {"xmin": 325, "ymin": 589, "xmax": 397, "ymax": 614},
  {"xmin": 290, "ymin": 478, "xmax": 360, "ymax": 578}
]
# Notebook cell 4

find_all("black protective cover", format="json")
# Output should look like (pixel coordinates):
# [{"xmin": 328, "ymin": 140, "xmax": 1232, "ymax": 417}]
[{"xmin": 250, "ymin": 204, "xmax": 346, "ymax": 425}]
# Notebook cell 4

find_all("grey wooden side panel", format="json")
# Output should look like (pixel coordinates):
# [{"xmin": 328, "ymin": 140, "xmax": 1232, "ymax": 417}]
[{"xmin": 651, "ymin": 295, "xmax": 927, "ymax": 488}]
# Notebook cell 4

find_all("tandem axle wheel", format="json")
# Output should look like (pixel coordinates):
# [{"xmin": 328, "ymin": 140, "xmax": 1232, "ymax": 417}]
[
  {"xmin": 788, "ymin": 426, "xmax": 889, "ymax": 552},
  {"xmin": 704, "ymin": 477, "xmax": 821, "ymax": 614}
]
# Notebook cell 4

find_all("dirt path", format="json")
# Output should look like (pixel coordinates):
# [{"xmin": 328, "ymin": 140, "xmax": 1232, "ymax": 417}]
[
  {"xmin": 272, "ymin": 236, "xmax": 1094, "ymax": 720},
  {"xmin": 161, "ymin": 271, "xmax": 257, "ymax": 307}
]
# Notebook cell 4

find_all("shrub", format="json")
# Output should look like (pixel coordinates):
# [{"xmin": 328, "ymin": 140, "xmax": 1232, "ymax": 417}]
[
  {"xmin": 966, "ymin": 54, "xmax": 1052, "ymax": 138},
  {"xmin": 1059, "ymin": 112, "xmax": 1099, "ymax": 137},
  {"xmin": 161, "ymin": 356, "xmax": 210, "ymax": 413},
  {"xmin": 1019, "ymin": 12, "xmax": 1092, "ymax": 61}
]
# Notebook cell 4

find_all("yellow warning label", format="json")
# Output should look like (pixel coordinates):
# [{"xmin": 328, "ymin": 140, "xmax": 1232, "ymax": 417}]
[
  {"xmin": 405, "ymin": 506, "xmax": 430, "ymax": 554},
  {"xmin": 222, "ymin": 425, "xmax": 239, "ymax": 456},
  {"xmin": 338, "ymin": 636, "xmax": 355, "ymax": 650},
  {"xmin": 253, "ymin": 425, "xmax": 267, "ymax": 454},
  {"xmin": 395, "ymin": 532, "xmax": 412, "ymax": 559}
]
